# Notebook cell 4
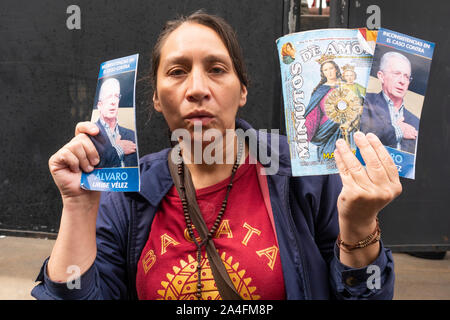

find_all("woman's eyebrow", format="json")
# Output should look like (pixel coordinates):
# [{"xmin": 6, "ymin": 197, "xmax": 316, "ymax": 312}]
[
  {"xmin": 163, "ymin": 53, "xmax": 231, "ymax": 67},
  {"xmin": 203, "ymin": 54, "xmax": 231, "ymax": 65},
  {"xmin": 163, "ymin": 56, "xmax": 191, "ymax": 67}
]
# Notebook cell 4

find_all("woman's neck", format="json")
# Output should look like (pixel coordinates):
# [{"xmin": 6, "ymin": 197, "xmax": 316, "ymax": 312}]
[{"xmin": 181, "ymin": 135, "xmax": 248, "ymax": 189}]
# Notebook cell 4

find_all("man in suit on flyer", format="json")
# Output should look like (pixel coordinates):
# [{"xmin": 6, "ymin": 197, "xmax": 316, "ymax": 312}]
[
  {"xmin": 360, "ymin": 51, "xmax": 419, "ymax": 154},
  {"xmin": 91, "ymin": 77, "xmax": 138, "ymax": 168}
]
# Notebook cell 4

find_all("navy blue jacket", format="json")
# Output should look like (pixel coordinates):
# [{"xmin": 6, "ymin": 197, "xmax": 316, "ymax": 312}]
[
  {"xmin": 360, "ymin": 92, "xmax": 419, "ymax": 154},
  {"xmin": 31, "ymin": 119, "xmax": 394, "ymax": 300},
  {"xmin": 90, "ymin": 119, "xmax": 138, "ymax": 168}
]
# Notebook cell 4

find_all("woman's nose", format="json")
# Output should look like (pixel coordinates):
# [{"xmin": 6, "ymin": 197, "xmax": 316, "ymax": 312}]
[{"xmin": 186, "ymin": 68, "xmax": 210, "ymax": 102}]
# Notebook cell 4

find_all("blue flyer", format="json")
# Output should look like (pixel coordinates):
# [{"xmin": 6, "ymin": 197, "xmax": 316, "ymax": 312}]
[
  {"xmin": 359, "ymin": 28, "xmax": 435, "ymax": 179},
  {"xmin": 80, "ymin": 54, "xmax": 140, "ymax": 191},
  {"xmin": 276, "ymin": 29, "xmax": 373, "ymax": 176}
]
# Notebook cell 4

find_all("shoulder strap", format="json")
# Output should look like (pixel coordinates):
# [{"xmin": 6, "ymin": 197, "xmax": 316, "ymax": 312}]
[{"xmin": 167, "ymin": 148, "xmax": 242, "ymax": 300}]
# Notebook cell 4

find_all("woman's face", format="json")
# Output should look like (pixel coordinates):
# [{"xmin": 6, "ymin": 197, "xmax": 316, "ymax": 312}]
[
  {"xmin": 322, "ymin": 62, "xmax": 337, "ymax": 81},
  {"xmin": 153, "ymin": 22, "xmax": 247, "ymax": 138}
]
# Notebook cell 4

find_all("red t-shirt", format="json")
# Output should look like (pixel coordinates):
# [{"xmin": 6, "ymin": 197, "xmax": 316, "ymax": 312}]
[{"xmin": 136, "ymin": 157, "xmax": 286, "ymax": 300}]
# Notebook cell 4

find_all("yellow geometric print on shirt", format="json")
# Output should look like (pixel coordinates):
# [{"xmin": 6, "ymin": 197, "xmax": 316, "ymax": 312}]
[{"xmin": 157, "ymin": 252, "xmax": 260, "ymax": 300}]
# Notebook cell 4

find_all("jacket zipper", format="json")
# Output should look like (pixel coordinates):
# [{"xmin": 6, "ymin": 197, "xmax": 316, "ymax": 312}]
[
  {"xmin": 127, "ymin": 198, "xmax": 138, "ymax": 300},
  {"xmin": 283, "ymin": 177, "xmax": 311, "ymax": 299}
]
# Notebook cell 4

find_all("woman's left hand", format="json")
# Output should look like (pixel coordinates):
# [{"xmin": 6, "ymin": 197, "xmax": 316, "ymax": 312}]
[{"xmin": 334, "ymin": 132, "xmax": 402, "ymax": 231}]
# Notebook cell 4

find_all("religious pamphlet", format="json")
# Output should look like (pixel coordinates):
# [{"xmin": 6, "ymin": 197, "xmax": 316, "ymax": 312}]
[
  {"xmin": 80, "ymin": 54, "xmax": 140, "ymax": 191},
  {"xmin": 277, "ymin": 29, "xmax": 373, "ymax": 176},
  {"xmin": 356, "ymin": 28, "xmax": 435, "ymax": 179}
]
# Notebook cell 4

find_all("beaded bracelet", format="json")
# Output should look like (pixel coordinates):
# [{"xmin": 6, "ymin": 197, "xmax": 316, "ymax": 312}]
[{"xmin": 337, "ymin": 218, "xmax": 381, "ymax": 253}]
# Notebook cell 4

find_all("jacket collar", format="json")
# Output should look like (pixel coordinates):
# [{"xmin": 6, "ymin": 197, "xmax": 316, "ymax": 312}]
[
  {"xmin": 137, "ymin": 118, "xmax": 292, "ymax": 206},
  {"xmin": 235, "ymin": 118, "xmax": 291, "ymax": 176}
]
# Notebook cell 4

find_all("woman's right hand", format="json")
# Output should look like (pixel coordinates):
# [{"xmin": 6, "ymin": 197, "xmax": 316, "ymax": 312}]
[
  {"xmin": 47, "ymin": 122, "xmax": 103, "ymax": 282},
  {"xmin": 48, "ymin": 122, "xmax": 100, "ymax": 203}
]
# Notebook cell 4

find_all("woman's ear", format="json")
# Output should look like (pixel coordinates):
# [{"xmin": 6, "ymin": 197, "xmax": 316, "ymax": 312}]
[
  {"xmin": 153, "ymin": 92, "xmax": 162, "ymax": 112},
  {"xmin": 238, "ymin": 84, "xmax": 248, "ymax": 108}
]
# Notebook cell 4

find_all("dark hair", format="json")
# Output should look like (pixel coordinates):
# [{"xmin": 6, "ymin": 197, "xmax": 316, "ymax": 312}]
[
  {"xmin": 312, "ymin": 60, "xmax": 342, "ymax": 94},
  {"xmin": 151, "ymin": 10, "xmax": 249, "ymax": 92}
]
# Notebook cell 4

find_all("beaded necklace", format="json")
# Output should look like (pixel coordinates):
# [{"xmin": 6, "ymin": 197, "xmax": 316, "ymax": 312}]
[{"xmin": 176, "ymin": 138, "xmax": 244, "ymax": 299}]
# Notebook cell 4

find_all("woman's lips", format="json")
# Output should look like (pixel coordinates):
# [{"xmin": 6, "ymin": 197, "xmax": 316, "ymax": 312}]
[
  {"xmin": 184, "ymin": 110, "xmax": 215, "ymax": 125},
  {"xmin": 185, "ymin": 116, "xmax": 214, "ymax": 125}
]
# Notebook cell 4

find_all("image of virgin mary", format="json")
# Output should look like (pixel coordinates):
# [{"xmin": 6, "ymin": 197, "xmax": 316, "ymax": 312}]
[{"xmin": 304, "ymin": 56, "xmax": 355, "ymax": 160}]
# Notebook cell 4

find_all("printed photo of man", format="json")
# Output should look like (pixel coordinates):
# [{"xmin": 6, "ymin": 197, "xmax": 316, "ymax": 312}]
[
  {"xmin": 91, "ymin": 77, "xmax": 138, "ymax": 168},
  {"xmin": 360, "ymin": 51, "xmax": 419, "ymax": 154}
]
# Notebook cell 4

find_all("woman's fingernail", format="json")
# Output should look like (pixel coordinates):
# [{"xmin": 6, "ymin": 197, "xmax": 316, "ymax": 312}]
[
  {"xmin": 366, "ymin": 133, "xmax": 377, "ymax": 141},
  {"xmin": 354, "ymin": 131, "xmax": 364, "ymax": 139}
]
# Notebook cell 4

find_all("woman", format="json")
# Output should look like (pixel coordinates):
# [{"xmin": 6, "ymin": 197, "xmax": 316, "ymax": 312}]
[
  {"xmin": 32, "ymin": 11, "xmax": 400, "ymax": 300},
  {"xmin": 305, "ymin": 59, "xmax": 352, "ymax": 160}
]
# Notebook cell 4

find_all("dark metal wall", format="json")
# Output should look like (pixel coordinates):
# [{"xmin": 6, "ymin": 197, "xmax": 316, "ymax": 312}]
[
  {"xmin": 0, "ymin": 0, "xmax": 288, "ymax": 236},
  {"xmin": 331, "ymin": 0, "xmax": 450, "ymax": 251}
]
